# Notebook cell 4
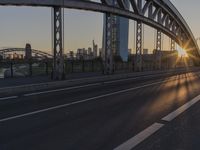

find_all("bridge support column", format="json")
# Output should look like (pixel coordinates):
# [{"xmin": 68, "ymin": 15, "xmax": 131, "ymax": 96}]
[
  {"xmin": 52, "ymin": 7, "xmax": 65, "ymax": 80},
  {"xmin": 171, "ymin": 39, "xmax": 175, "ymax": 51},
  {"xmin": 103, "ymin": 13, "xmax": 114, "ymax": 74},
  {"xmin": 156, "ymin": 30, "xmax": 162, "ymax": 69},
  {"xmin": 135, "ymin": 21, "xmax": 143, "ymax": 71}
]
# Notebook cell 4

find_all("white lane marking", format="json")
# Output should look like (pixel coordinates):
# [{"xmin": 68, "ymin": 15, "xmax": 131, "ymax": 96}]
[
  {"xmin": 24, "ymin": 83, "xmax": 101, "ymax": 97},
  {"xmin": 23, "ymin": 74, "xmax": 166, "ymax": 97},
  {"xmin": 104, "ymin": 74, "xmax": 156, "ymax": 84},
  {"xmin": 0, "ymin": 80, "xmax": 168, "ymax": 123},
  {"xmin": 114, "ymin": 123, "xmax": 164, "ymax": 150},
  {"xmin": 0, "ymin": 96, "xmax": 18, "ymax": 101},
  {"xmin": 0, "ymin": 73, "xmax": 161, "ymax": 90},
  {"xmin": 104, "ymin": 72, "xmax": 179, "ymax": 84},
  {"xmin": 162, "ymin": 95, "xmax": 200, "ymax": 121},
  {"xmin": 24, "ymin": 71, "xmax": 192, "ymax": 97}
]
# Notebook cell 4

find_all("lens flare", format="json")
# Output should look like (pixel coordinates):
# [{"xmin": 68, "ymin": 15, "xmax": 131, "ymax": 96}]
[{"xmin": 177, "ymin": 46, "xmax": 188, "ymax": 57}]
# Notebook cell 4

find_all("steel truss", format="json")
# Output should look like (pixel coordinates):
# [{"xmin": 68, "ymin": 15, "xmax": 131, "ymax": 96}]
[
  {"xmin": 53, "ymin": 7, "xmax": 64, "ymax": 80},
  {"xmin": 135, "ymin": 21, "xmax": 143, "ymax": 71},
  {"xmin": 171, "ymin": 39, "xmax": 175, "ymax": 51},
  {"xmin": 0, "ymin": 0, "xmax": 198, "ymax": 61},
  {"xmin": 156, "ymin": 30, "xmax": 162, "ymax": 69},
  {"xmin": 104, "ymin": 13, "xmax": 114, "ymax": 74}
]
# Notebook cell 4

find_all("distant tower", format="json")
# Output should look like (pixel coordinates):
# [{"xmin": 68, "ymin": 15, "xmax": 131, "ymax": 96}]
[
  {"xmin": 25, "ymin": 43, "xmax": 32, "ymax": 60},
  {"xmin": 93, "ymin": 40, "xmax": 98, "ymax": 58},
  {"xmin": 143, "ymin": 49, "xmax": 149, "ymax": 55},
  {"xmin": 102, "ymin": 0, "xmax": 129, "ymax": 62}
]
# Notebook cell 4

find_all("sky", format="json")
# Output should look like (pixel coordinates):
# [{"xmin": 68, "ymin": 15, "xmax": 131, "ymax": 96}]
[{"xmin": 0, "ymin": 0, "xmax": 199, "ymax": 54}]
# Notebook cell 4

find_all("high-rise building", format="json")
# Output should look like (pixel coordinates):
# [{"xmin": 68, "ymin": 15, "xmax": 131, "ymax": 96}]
[
  {"xmin": 25, "ymin": 43, "xmax": 32, "ymax": 60},
  {"xmin": 128, "ymin": 49, "xmax": 132, "ymax": 55},
  {"xmin": 93, "ymin": 40, "xmax": 98, "ymax": 58},
  {"xmin": 88, "ymin": 47, "xmax": 92, "ymax": 55},
  {"xmin": 67, "ymin": 51, "xmax": 74, "ymax": 60},
  {"xmin": 88, "ymin": 47, "xmax": 93, "ymax": 59},
  {"xmin": 76, "ymin": 48, "xmax": 88, "ymax": 60},
  {"xmin": 102, "ymin": 0, "xmax": 129, "ymax": 62},
  {"xmin": 143, "ymin": 49, "xmax": 149, "ymax": 55},
  {"xmin": 99, "ymin": 48, "xmax": 102, "ymax": 57}
]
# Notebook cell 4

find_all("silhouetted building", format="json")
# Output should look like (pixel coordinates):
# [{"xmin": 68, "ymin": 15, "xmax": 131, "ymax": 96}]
[
  {"xmin": 99, "ymin": 48, "xmax": 102, "ymax": 57},
  {"xmin": 76, "ymin": 48, "xmax": 88, "ymax": 60},
  {"xmin": 131, "ymin": 50, "xmax": 179, "ymax": 70},
  {"xmin": 25, "ymin": 43, "xmax": 32, "ymax": 60},
  {"xmin": 66, "ymin": 51, "xmax": 74, "ymax": 60},
  {"xmin": 153, "ymin": 50, "xmax": 178, "ymax": 69},
  {"xmin": 93, "ymin": 40, "xmax": 98, "ymax": 58},
  {"xmin": 102, "ymin": 0, "xmax": 129, "ymax": 62},
  {"xmin": 143, "ymin": 49, "xmax": 148, "ymax": 54}
]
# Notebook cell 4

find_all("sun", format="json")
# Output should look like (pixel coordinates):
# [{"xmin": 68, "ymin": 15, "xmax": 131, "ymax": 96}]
[{"xmin": 177, "ymin": 46, "xmax": 188, "ymax": 57}]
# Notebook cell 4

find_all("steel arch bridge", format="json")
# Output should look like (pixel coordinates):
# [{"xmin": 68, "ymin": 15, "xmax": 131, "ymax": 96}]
[
  {"xmin": 0, "ymin": 0, "xmax": 199, "ymax": 78},
  {"xmin": 0, "ymin": 48, "xmax": 52, "ymax": 58}
]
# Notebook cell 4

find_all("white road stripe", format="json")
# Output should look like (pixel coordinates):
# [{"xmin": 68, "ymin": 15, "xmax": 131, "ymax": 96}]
[
  {"xmin": 24, "ymin": 83, "xmax": 101, "ymax": 97},
  {"xmin": 0, "ymin": 96, "xmax": 18, "ymax": 101},
  {"xmin": 104, "ymin": 73, "xmax": 175, "ymax": 84},
  {"xmin": 0, "ymin": 76, "xmax": 195, "ymax": 122},
  {"xmin": 24, "ymin": 72, "xmax": 191, "ymax": 97},
  {"xmin": 104, "ymin": 76, "xmax": 145, "ymax": 84},
  {"xmin": 0, "ymin": 80, "xmax": 167, "ymax": 123},
  {"xmin": 24, "ymin": 75, "xmax": 167, "ymax": 97},
  {"xmin": 114, "ymin": 123, "xmax": 164, "ymax": 150},
  {"xmin": 162, "ymin": 95, "xmax": 200, "ymax": 121}
]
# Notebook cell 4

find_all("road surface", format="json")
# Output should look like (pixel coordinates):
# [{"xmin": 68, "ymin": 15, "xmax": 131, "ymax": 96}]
[{"xmin": 0, "ymin": 70, "xmax": 200, "ymax": 150}]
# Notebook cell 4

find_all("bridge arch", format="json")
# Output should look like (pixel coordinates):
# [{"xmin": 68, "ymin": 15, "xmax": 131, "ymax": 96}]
[
  {"xmin": 0, "ymin": 48, "xmax": 52, "ymax": 59},
  {"xmin": 0, "ymin": 0, "xmax": 199, "ymax": 77}
]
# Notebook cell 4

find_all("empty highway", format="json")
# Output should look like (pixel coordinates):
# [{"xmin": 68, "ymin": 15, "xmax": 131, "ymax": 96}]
[{"xmin": 0, "ymin": 70, "xmax": 200, "ymax": 150}]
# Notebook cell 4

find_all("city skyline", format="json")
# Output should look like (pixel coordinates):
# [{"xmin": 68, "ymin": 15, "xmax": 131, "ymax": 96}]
[{"xmin": 0, "ymin": 0, "xmax": 199, "ymax": 55}]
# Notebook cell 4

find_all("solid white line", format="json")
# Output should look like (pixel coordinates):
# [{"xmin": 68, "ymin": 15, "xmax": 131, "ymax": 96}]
[
  {"xmin": 0, "ymin": 73, "xmax": 159, "ymax": 90},
  {"xmin": 24, "ymin": 74, "xmax": 160, "ymax": 97},
  {"xmin": 24, "ymin": 71, "xmax": 190, "ymax": 97},
  {"xmin": 0, "ymin": 80, "xmax": 167, "ymax": 123},
  {"xmin": 24, "ymin": 83, "xmax": 101, "ymax": 97},
  {"xmin": 23, "ymin": 74, "xmax": 166, "ymax": 97},
  {"xmin": 162, "ymin": 95, "xmax": 200, "ymax": 122},
  {"xmin": 114, "ymin": 123, "xmax": 164, "ymax": 150},
  {"xmin": 0, "ymin": 96, "xmax": 18, "ymax": 101},
  {"xmin": 104, "ymin": 75, "xmax": 155, "ymax": 84}
]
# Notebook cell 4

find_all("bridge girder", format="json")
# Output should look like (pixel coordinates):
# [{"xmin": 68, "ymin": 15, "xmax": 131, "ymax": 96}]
[
  {"xmin": 135, "ymin": 21, "xmax": 143, "ymax": 71},
  {"xmin": 0, "ymin": 48, "xmax": 52, "ymax": 58},
  {"xmin": 0, "ymin": 0, "xmax": 199, "ymax": 61},
  {"xmin": 52, "ymin": 6, "xmax": 64, "ymax": 80}
]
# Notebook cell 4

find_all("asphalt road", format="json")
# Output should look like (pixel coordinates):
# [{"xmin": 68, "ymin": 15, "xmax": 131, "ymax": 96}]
[{"xmin": 0, "ymin": 70, "xmax": 200, "ymax": 150}]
